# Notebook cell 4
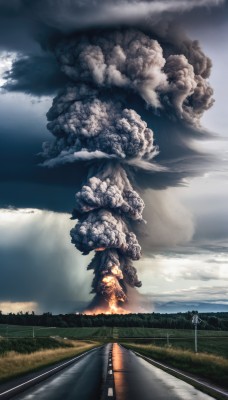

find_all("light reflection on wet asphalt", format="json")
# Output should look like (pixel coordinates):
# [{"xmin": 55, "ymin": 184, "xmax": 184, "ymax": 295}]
[
  {"xmin": 113, "ymin": 343, "xmax": 215, "ymax": 400},
  {"xmin": 13, "ymin": 343, "xmax": 216, "ymax": 400}
]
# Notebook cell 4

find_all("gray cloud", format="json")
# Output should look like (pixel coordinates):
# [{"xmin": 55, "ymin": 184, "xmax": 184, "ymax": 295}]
[
  {"xmin": 183, "ymin": 270, "xmax": 227, "ymax": 282},
  {"xmin": 207, "ymin": 258, "xmax": 227, "ymax": 264},
  {"xmin": 36, "ymin": 0, "xmax": 223, "ymax": 33},
  {"xmin": 135, "ymin": 188, "xmax": 194, "ymax": 253},
  {"xmin": 0, "ymin": 1, "xmax": 224, "ymax": 44},
  {"xmin": 152, "ymin": 301, "xmax": 228, "ymax": 313},
  {"xmin": 0, "ymin": 208, "xmax": 92, "ymax": 313},
  {"xmin": 144, "ymin": 285, "xmax": 228, "ymax": 303},
  {"xmin": 2, "ymin": 54, "xmax": 67, "ymax": 95}
]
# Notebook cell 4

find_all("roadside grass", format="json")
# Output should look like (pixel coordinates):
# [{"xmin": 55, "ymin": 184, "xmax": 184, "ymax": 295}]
[
  {"xmin": 152, "ymin": 338, "xmax": 228, "ymax": 359},
  {"xmin": 0, "ymin": 340, "xmax": 98, "ymax": 383},
  {"xmin": 123, "ymin": 342, "xmax": 228, "ymax": 389},
  {"xmin": 0, "ymin": 337, "xmax": 71, "ymax": 356}
]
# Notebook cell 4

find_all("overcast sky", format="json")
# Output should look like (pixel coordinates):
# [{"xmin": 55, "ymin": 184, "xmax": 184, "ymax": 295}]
[{"xmin": 0, "ymin": 0, "xmax": 227, "ymax": 314}]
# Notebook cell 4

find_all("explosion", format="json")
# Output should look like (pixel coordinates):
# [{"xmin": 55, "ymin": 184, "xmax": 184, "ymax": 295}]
[{"xmin": 43, "ymin": 25, "xmax": 214, "ymax": 313}]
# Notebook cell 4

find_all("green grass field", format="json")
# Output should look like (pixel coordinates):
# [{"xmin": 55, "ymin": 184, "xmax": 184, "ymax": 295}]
[
  {"xmin": 116, "ymin": 327, "xmax": 228, "ymax": 338},
  {"xmin": 0, "ymin": 325, "xmax": 227, "ymax": 358},
  {"xmin": 1, "ymin": 325, "xmax": 228, "ymax": 339},
  {"xmin": 0, "ymin": 325, "xmax": 113, "ymax": 339}
]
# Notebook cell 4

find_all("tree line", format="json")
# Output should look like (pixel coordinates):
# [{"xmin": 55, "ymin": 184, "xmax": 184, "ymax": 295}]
[{"xmin": 0, "ymin": 311, "xmax": 228, "ymax": 330}]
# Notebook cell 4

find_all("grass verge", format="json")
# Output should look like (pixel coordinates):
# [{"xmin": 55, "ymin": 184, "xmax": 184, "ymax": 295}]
[
  {"xmin": 0, "ymin": 340, "xmax": 98, "ymax": 383},
  {"xmin": 0, "ymin": 337, "xmax": 72, "ymax": 356},
  {"xmin": 123, "ymin": 343, "xmax": 228, "ymax": 391}
]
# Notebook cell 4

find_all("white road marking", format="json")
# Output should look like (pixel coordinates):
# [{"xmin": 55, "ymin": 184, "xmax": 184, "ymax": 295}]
[
  {"xmin": 0, "ymin": 347, "xmax": 98, "ymax": 397},
  {"xmin": 108, "ymin": 387, "xmax": 113, "ymax": 396}
]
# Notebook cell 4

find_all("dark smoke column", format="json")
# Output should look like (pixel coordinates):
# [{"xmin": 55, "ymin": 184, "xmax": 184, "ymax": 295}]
[
  {"xmin": 45, "ymin": 85, "xmax": 156, "ymax": 312},
  {"xmin": 43, "ymin": 29, "xmax": 213, "ymax": 313},
  {"xmin": 70, "ymin": 167, "xmax": 144, "ymax": 312}
]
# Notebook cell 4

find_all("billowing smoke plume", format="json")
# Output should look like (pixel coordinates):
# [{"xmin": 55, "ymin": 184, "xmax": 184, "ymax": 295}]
[
  {"xmin": 43, "ymin": 84, "xmax": 157, "ymax": 169},
  {"xmin": 43, "ymin": 26, "xmax": 214, "ymax": 313},
  {"xmin": 72, "ymin": 166, "xmax": 145, "ymax": 221},
  {"xmin": 70, "ymin": 209, "xmax": 141, "ymax": 260},
  {"xmin": 53, "ymin": 30, "xmax": 213, "ymax": 126}
]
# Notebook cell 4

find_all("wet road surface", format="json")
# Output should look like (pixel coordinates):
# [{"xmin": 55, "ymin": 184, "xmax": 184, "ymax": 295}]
[
  {"xmin": 113, "ymin": 343, "xmax": 215, "ymax": 400},
  {"xmin": 5, "ymin": 343, "xmax": 216, "ymax": 400},
  {"xmin": 12, "ymin": 345, "xmax": 110, "ymax": 400}
]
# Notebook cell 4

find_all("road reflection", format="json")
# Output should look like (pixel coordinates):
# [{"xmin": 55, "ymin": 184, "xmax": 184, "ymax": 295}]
[
  {"xmin": 112, "ymin": 343, "xmax": 215, "ymax": 400},
  {"xmin": 113, "ymin": 343, "xmax": 126, "ymax": 400}
]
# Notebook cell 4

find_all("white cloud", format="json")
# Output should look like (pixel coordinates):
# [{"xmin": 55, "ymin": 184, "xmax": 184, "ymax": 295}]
[
  {"xmin": 137, "ymin": 252, "xmax": 228, "ymax": 306},
  {"xmin": 0, "ymin": 52, "xmax": 16, "ymax": 86}
]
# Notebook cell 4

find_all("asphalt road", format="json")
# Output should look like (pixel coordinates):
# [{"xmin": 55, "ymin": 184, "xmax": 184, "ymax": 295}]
[
  {"xmin": 113, "ymin": 344, "xmax": 215, "ymax": 400},
  {"xmin": 12, "ymin": 345, "xmax": 110, "ymax": 400},
  {"xmin": 5, "ymin": 343, "xmax": 216, "ymax": 400}
]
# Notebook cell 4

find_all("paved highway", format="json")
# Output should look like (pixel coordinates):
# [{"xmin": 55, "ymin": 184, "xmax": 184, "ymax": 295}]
[
  {"xmin": 2, "ymin": 343, "xmax": 217, "ymax": 400},
  {"xmin": 10, "ymin": 345, "xmax": 109, "ymax": 400},
  {"xmin": 113, "ymin": 343, "xmax": 215, "ymax": 400}
]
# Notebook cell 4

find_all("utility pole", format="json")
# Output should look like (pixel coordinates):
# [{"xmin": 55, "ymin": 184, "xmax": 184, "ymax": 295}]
[
  {"xmin": 192, "ymin": 313, "xmax": 202, "ymax": 353},
  {"xmin": 32, "ymin": 327, "xmax": 35, "ymax": 339},
  {"xmin": 167, "ymin": 333, "xmax": 170, "ymax": 347}
]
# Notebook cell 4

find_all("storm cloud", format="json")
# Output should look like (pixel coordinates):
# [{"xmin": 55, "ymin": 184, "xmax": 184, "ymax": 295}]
[
  {"xmin": 0, "ymin": 208, "xmax": 92, "ymax": 313},
  {"xmin": 2, "ymin": 55, "xmax": 67, "ymax": 96},
  {"xmin": 0, "ymin": 0, "xmax": 227, "ymax": 313}
]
